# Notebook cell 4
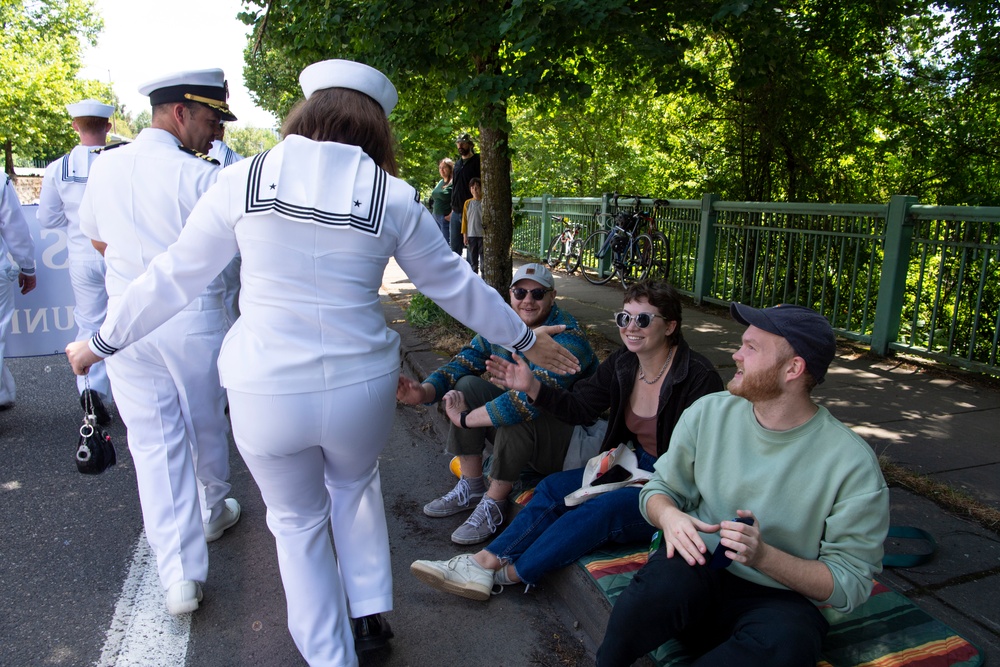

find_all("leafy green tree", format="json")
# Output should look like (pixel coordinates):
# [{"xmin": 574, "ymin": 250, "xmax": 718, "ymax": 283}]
[
  {"xmin": 0, "ymin": 0, "xmax": 108, "ymax": 174},
  {"xmin": 239, "ymin": 0, "xmax": 699, "ymax": 292},
  {"xmin": 225, "ymin": 125, "xmax": 281, "ymax": 157}
]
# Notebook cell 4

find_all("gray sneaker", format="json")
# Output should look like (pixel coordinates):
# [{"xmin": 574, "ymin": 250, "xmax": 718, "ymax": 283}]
[
  {"xmin": 410, "ymin": 554, "xmax": 493, "ymax": 601},
  {"xmin": 423, "ymin": 477, "xmax": 483, "ymax": 517},
  {"xmin": 451, "ymin": 496, "xmax": 506, "ymax": 545}
]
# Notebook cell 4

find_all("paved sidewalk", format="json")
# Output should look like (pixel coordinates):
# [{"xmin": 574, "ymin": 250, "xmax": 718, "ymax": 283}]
[{"xmin": 380, "ymin": 258, "xmax": 1000, "ymax": 663}]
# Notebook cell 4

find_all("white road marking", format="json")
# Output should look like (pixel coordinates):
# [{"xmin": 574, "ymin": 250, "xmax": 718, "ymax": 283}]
[{"xmin": 97, "ymin": 533, "xmax": 192, "ymax": 667}]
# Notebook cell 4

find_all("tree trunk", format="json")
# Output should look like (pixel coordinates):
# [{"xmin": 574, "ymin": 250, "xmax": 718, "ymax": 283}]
[
  {"xmin": 4, "ymin": 139, "xmax": 14, "ymax": 178},
  {"xmin": 479, "ymin": 102, "xmax": 513, "ymax": 298}
]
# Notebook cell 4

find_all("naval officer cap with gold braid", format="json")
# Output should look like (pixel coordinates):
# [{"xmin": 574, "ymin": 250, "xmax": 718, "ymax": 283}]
[{"xmin": 138, "ymin": 68, "xmax": 237, "ymax": 122}]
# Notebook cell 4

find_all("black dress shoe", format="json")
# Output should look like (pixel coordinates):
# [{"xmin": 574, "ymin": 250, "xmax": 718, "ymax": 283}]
[
  {"xmin": 81, "ymin": 389, "xmax": 112, "ymax": 426},
  {"xmin": 353, "ymin": 613, "xmax": 393, "ymax": 653}
]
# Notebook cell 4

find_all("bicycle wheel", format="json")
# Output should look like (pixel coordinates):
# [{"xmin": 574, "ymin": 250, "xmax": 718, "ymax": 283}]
[
  {"xmin": 581, "ymin": 230, "xmax": 615, "ymax": 285},
  {"xmin": 620, "ymin": 234, "xmax": 653, "ymax": 287},
  {"xmin": 545, "ymin": 235, "xmax": 565, "ymax": 269},
  {"xmin": 566, "ymin": 238, "xmax": 584, "ymax": 274},
  {"xmin": 648, "ymin": 231, "xmax": 672, "ymax": 280}
]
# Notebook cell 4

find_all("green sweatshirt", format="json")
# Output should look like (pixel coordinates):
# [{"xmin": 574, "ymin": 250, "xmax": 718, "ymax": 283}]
[{"xmin": 639, "ymin": 391, "xmax": 889, "ymax": 613}]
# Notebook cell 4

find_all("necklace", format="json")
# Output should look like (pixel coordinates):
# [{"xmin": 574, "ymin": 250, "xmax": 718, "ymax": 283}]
[{"xmin": 638, "ymin": 346, "xmax": 674, "ymax": 385}]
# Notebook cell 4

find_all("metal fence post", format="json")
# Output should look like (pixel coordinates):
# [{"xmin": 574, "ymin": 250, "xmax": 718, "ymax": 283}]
[
  {"xmin": 871, "ymin": 195, "xmax": 918, "ymax": 355},
  {"xmin": 693, "ymin": 193, "xmax": 719, "ymax": 305},
  {"xmin": 540, "ymin": 193, "xmax": 552, "ymax": 257}
]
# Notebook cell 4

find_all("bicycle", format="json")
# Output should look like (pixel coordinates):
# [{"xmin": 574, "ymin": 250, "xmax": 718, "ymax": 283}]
[
  {"xmin": 612, "ymin": 194, "xmax": 672, "ymax": 280},
  {"xmin": 580, "ymin": 207, "xmax": 653, "ymax": 287},
  {"xmin": 544, "ymin": 215, "xmax": 586, "ymax": 273}
]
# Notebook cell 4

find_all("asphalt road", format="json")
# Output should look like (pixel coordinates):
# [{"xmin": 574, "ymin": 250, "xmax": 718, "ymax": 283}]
[{"xmin": 0, "ymin": 354, "xmax": 591, "ymax": 667}]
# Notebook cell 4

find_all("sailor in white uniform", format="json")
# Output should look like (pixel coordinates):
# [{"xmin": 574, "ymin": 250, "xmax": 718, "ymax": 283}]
[
  {"xmin": 76, "ymin": 68, "xmax": 241, "ymax": 616},
  {"xmin": 207, "ymin": 121, "xmax": 244, "ymax": 326},
  {"xmin": 66, "ymin": 59, "xmax": 581, "ymax": 667},
  {"xmin": 0, "ymin": 176, "xmax": 36, "ymax": 408},
  {"xmin": 37, "ymin": 98, "xmax": 118, "ymax": 424}
]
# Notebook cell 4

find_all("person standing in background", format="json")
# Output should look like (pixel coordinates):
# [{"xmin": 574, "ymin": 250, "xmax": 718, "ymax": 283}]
[
  {"xmin": 449, "ymin": 133, "xmax": 479, "ymax": 255},
  {"xmin": 37, "ymin": 99, "xmax": 117, "ymax": 425},
  {"xmin": 76, "ymin": 68, "xmax": 241, "ymax": 617},
  {"xmin": 0, "ymin": 175, "xmax": 36, "ymax": 409},
  {"xmin": 429, "ymin": 158, "xmax": 453, "ymax": 243},
  {"xmin": 462, "ymin": 178, "xmax": 484, "ymax": 274}
]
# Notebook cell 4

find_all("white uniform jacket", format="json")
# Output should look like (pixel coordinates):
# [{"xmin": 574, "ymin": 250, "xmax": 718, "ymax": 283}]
[
  {"xmin": 78, "ymin": 128, "xmax": 225, "ymax": 301},
  {"xmin": 208, "ymin": 140, "xmax": 243, "ymax": 167},
  {"xmin": 1, "ymin": 177, "xmax": 36, "ymax": 274},
  {"xmin": 90, "ymin": 135, "xmax": 535, "ymax": 394},
  {"xmin": 37, "ymin": 145, "xmax": 110, "ymax": 261}
]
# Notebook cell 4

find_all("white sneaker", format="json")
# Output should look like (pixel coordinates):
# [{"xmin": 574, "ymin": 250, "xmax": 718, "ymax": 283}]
[
  {"xmin": 204, "ymin": 498, "xmax": 241, "ymax": 542},
  {"xmin": 410, "ymin": 554, "xmax": 493, "ymax": 601},
  {"xmin": 165, "ymin": 580, "xmax": 203, "ymax": 615}
]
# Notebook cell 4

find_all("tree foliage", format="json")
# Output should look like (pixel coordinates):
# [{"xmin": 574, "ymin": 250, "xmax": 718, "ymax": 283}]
[
  {"xmin": 238, "ymin": 0, "xmax": 998, "ymax": 265},
  {"xmin": 240, "ymin": 0, "xmax": 699, "ymax": 293},
  {"xmin": 0, "ymin": 0, "xmax": 110, "ymax": 174}
]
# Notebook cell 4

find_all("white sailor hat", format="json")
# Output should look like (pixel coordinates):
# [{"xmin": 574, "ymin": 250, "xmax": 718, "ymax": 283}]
[
  {"xmin": 138, "ymin": 68, "xmax": 237, "ymax": 121},
  {"xmin": 66, "ymin": 99, "xmax": 115, "ymax": 119},
  {"xmin": 299, "ymin": 59, "xmax": 398, "ymax": 117}
]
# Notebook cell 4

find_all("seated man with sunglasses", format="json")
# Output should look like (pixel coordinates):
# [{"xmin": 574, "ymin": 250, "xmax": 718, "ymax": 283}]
[{"xmin": 397, "ymin": 263, "xmax": 599, "ymax": 545}]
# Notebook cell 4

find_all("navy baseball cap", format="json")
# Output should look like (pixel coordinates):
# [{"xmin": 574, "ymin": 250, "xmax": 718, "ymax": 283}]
[{"xmin": 730, "ymin": 303, "xmax": 836, "ymax": 384}]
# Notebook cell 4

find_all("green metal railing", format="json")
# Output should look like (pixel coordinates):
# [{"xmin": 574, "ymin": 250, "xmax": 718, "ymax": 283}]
[{"xmin": 513, "ymin": 194, "xmax": 1000, "ymax": 376}]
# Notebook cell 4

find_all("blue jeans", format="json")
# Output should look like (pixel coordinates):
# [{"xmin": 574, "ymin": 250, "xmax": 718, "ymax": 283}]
[
  {"xmin": 433, "ymin": 212, "xmax": 449, "ymax": 244},
  {"xmin": 485, "ymin": 449, "xmax": 657, "ymax": 585},
  {"xmin": 449, "ymin": 208, "xmax": 465, "ymax": 254}
]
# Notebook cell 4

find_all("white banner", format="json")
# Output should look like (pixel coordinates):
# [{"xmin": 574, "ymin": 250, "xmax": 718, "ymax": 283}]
[{"xmin": 7, "ymin": 204, "xmax": 77, "ymax": 357}]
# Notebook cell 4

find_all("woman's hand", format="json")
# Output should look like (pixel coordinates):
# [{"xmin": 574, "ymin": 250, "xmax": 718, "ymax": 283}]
[
  {"xmin": 486, "ymin": 354, "xmax": 540, "ymax": 398},
  {"xmin": 521, "ymin": 324, "xmax": 579, "ymax": 375},
  {"xmin": 442, "ymin": 390, "xmax": 469, "ymax": 427},
  {"xmin": 65, "ymin": 340, "xmax": 101, "ymax": 376}
]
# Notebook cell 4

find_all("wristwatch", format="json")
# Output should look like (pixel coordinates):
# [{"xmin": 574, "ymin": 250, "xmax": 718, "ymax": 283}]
[{"xmin": 459, "ymin": 410, "xmax": 470, "ymax": 429}]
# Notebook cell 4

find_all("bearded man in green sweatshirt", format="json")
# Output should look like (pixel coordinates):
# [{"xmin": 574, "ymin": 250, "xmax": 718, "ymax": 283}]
[{"xmin": 597, "ymin": 303, "xmax": 890, "ymax": 667}]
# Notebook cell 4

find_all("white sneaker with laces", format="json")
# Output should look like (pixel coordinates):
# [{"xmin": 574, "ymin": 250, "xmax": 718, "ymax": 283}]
[{"xmin": 410, "ymin": 554, "xmax": 494, "ymax": 601}]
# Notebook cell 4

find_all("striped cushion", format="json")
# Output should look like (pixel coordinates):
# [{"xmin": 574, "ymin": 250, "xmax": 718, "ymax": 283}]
[{"xmin": 578, "ymin": 544, "xmax": 982, "ymax": 667}]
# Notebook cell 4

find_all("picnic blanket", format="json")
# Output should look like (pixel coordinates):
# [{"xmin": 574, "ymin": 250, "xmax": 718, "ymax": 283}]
[{"xmin": 579, "ymin": 544, "xmax": 983, "ymax": 667}]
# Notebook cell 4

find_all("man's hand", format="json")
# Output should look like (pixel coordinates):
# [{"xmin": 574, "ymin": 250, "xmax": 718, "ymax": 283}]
[
  {"xmin": 646, "ymin": 494, "xmax": 718, "ymax": 566},
  {"xmin": 65, "ymin": 340, "xmax": 101, "ymax": 376},
  {"xmin": 521, "ymin": 324, "xmax": 579, "ymax": 375},
  {"xmin": 397, "ymin": 375, "xmax": 434, "ymax": 404},
  {"xmin": 486, "ymin": 354, "xmax": 540, "ymax": 399},
  {"xmin": 442, "ymin": 389, "xmax": 469, "ymax": 427},
  {"xmin": 18, "ymin": 272, "xmax": 36, "ymax": 294},
  {"xmin": 717, "ymin": 510, "xmax": 761, "ymax": 567}
]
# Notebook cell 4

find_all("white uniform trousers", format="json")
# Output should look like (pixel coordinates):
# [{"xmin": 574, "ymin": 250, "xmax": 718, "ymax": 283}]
[
  {"xmin": 228, "ymin": 370, "xmax": 397, "ymax": 667},
  {"xmin": 0, "ymin": 263, "xmax": 18, "ymax": 404},
  {"xmin": 105, "ymin": 302, "xmax": 231, "ymax": 589},
  {"xmin": 69, "ymin": 258, "xmax": 110, "ymax": 398}
]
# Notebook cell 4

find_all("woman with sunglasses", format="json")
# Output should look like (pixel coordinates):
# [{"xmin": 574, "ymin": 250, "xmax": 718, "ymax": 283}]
[{"xmin": 410, "ymin": 280, "xmax": 723, "ymax": 600}]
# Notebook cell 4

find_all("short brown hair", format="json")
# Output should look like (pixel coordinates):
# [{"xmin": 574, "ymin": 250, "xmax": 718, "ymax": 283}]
[
  {"xmin": 623, "ymin": 280, "xmax": 683, "ymax": 346},
  {"xmin": 74, "ymin": 116, "xmax": 110, "ymax": 134},
  {"xmin": 439, "ymin": 157, "xmax": 454, "ymax": 180},
  {"xmin": 282, "ymin": 88, "xmax": 398, "ymax": 176}
]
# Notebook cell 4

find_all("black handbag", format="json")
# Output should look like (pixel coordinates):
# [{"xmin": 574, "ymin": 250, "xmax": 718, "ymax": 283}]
[{"xmin": 76, "ymin": 386, "xmax": 116, "ymax": 475}]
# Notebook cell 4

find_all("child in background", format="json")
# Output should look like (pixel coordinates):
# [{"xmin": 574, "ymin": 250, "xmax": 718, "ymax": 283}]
[{"xmin": 463, "ymin": 178, "xmax": 484, "ymax": 274}]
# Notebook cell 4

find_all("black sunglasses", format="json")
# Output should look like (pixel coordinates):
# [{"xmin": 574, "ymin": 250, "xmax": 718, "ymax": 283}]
[
  {"xmin": 614, "ymin": 311, "xmax": 666, "ymax": 328},
  {"xmin": 510, "ymin": 287, "xmax": 551, "ymax": 301}
]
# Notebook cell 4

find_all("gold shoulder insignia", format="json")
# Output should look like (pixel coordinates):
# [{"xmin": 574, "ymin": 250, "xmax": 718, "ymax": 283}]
[
  {"xmin": 91, "ymin": 141, "xmax": 128, "ymax": 154},
  {"xmin": 178, "ymin": 146, "xmax": 220, "ymax": 165}
]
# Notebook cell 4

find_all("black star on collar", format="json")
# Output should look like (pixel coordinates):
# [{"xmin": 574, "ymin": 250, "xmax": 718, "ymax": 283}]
[
  {"xmin": 269, "ymin": 183, "xmax": 276, "ymax": 190},
  {"xmin": 354, "ymin": 199, "xmax": 362, "ymax": 207}
]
